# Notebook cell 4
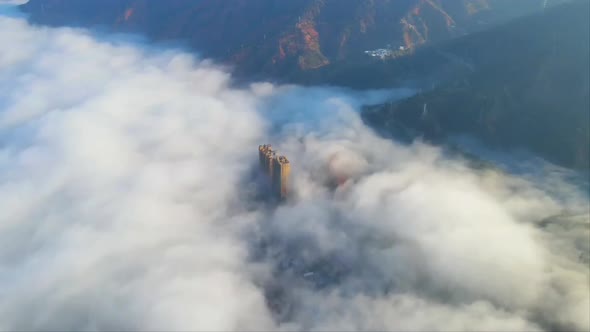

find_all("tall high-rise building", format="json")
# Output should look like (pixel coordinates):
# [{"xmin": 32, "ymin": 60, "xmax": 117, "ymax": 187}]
[
  {"xmin": 266, "ymin": 149, "xmax": 276, "ymax": 179},
  {"xmin": 258, "ymin": 144, "xmax": 290, "ymax": 199},
  {"xmin": 272, "ymin": 155, "xmax": 290, "ymax": 199},
  {"xmin": 259, "ymin": 144, "xmax": 273, "ymax": 176},
  {"xmin": 259, "ymin": 144, "xmax": 270, "ymax": 168}
]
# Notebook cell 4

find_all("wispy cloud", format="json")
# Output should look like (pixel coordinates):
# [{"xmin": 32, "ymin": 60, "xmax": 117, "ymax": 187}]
[{"xmin": 0, "ymin": 0, "xmax": 29, "ymax": 5}]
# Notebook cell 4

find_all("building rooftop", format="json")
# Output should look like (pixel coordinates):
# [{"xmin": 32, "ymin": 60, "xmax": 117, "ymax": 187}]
[{"xmin": 276, "ymin": 156, "xmax": 289, "ymax": 164}]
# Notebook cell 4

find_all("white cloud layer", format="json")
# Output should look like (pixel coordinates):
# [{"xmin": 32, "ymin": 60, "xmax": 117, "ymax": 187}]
[
  {"xmin": 0, "ymin": 0, "xmax": 29, "ymax": 5},
  {"xmin": 0, "ymin": 16, "xmax": 588, "ymax": 331}
]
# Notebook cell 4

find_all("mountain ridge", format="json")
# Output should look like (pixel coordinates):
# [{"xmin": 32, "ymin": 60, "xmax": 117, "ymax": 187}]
[
  {"xmin": 362, "ymin": 0, "xmax": 590, "ymax": 170},
  {"xmin": 20, "ymin": 0, "xmax": 556, "ymax": 85}
]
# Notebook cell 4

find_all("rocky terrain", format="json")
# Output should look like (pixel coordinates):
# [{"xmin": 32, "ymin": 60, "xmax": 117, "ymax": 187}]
[{"xmin": 20, "ymin": 0, "xmax": 555, "ymax": 84}]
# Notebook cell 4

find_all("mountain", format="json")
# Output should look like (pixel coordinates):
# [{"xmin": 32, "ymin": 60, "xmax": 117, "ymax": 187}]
[
  {"xmin": 17, "ymin": 0, "xmax": 588, "ymax": 169},
  {"xmin": 362, "ymin": 0, "xmax": 590, "ymax": 170},
  {"xmin": 20, "ymin": 0, "xmax": 556, "ymax": 84}
]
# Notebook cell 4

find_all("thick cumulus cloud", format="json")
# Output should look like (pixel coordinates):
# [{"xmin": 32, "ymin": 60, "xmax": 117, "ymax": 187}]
[
  {"xmin": 258, "ymin": 94, "xmax": 589, "ymax": 331},
  {"xmin": 0, "ymin": 16, "xmax": 589, "ymax": 332},
  {"xmin": 0, "ymin": 17, "xmax": 273, "ymax": 331}
]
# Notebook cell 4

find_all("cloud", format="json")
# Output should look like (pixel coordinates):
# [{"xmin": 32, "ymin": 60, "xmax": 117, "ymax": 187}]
[
  {"xmin": 0, "ymin": 17, "xmax": 273, "ymax": 331},
  {"xmin": 0, "ymin": 0, "xmax": 29, "ymax": 5},
  {"xmin": 0, "ymin": 15, "xmax": 588, "ymax": 332},
  {"xmin": 259, "ymin": 103, "xmax": 589, "ymax": 331}
]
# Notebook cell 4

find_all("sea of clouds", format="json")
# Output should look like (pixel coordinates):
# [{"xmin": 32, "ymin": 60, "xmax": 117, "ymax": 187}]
[{"xmin": 0, "ymin": 13, "xmax": 588, "ymax": 332}]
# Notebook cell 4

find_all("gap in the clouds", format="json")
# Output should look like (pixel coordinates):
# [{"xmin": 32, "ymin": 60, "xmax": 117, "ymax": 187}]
[
  {"xmin": 438, "ymin": 134, "xmax": 590, "ymax": 212},
  {"xmin": 258, "ymin": 86, "xmax": 416, "ymax": 137},
  {"xmin": 447, "ymin": 135, "xmax": 590, "ymax": 187},
  {"xmin": 361, "ymin": 102, "xmax": 590, "ymax": 201}
]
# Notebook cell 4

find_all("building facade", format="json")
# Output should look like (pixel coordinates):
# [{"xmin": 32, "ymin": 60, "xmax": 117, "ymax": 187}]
[{"xmin": 258, "ymin": 144, "xmax": 290, "ymax": 199}]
